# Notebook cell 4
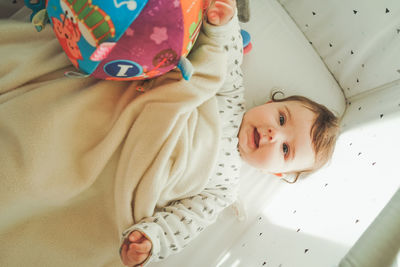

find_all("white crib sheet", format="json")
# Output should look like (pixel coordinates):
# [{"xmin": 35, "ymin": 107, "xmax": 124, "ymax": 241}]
[
  {"xmin": 241, "ymin": 0, "xmax": 346, "ymax": 117},
  {"xmin": 279, "ymin": 0, "xmax": 400, "ymax": 99}
]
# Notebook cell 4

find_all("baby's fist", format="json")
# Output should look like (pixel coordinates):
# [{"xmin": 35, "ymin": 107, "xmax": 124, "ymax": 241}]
[
  {"xmin": 120, "ymin": 231, "xmax": 152, "ymax": 266},
  {"xmin": 207, "ymin": 0, "xmax": 236, "ymax": 26}
]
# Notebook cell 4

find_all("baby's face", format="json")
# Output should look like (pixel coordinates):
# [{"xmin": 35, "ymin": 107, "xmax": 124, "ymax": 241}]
[{"xmin": 238, "ymin": 100, "xmax": 316, "ymax": 174}]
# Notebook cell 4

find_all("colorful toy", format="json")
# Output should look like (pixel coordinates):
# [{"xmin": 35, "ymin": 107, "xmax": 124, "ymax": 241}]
[
  {"xmin": 25, "ymin": 0, "xmax": 205, "ymax": 80},
  {"xmin": 240, "ymin": 29, "xmax": 252, "ymax": 54}
]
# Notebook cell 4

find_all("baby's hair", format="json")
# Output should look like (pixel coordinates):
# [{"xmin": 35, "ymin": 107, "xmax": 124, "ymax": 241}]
[{"xmin": 271, "ymin": 92, "xmax": 340, "ymax": 183}]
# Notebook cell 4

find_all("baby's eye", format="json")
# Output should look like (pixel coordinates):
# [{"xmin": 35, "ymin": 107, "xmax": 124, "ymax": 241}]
[
  {"xmin": 283, "ymin": 143, "xmax": 289, "ymax": 156},
  {"xmin": 279, "ymin": 114, "xmax": 285, "ymax": 126}
]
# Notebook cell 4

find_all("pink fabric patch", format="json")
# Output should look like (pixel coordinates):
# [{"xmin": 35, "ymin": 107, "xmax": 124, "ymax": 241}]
[
  {"xmin": 90, "ymin": 42, "xmax": 117, "ymax": 61},
  {"xmin": 126, "ymin": 28, "xmax": 134, "ymax": 37},
  {"xmin": 150, "ymin": 27, "xmax": 168, "ymax": 44}
]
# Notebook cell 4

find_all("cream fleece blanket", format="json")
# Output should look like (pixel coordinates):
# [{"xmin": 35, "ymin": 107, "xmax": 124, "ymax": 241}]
[{"xmin": 0, "ymin": 19, "xmax": 226, "ymax": 266}]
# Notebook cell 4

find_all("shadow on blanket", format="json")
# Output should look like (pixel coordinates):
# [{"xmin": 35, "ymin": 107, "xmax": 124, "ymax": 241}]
[{"xmin": 0, "ymin": 18, "xmax": 227, "ymax": 266}]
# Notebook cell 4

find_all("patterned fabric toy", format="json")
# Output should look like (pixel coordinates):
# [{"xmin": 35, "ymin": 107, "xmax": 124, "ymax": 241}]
[
  {"xmin": 25, "ymin": 0, "xmax": 205, "ymax": 80},
  {"xmin": 240, "ymin": 29, "xmax": 252, "ymax": 54}
]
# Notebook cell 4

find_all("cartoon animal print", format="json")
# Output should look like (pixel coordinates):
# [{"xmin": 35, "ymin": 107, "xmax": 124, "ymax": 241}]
[
  {"xmin": 52, "ymin": 14, "xmax": 83, "ymax": 68},
  {"xmin": 60, "ymin": 0, "xmax": 116, "ymax": 47}
]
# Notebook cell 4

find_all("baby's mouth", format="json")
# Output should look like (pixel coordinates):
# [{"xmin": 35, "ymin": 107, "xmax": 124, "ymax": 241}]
[{"xmin": 254, "ymin": 128, "xmax": 260, "ymax": 148}]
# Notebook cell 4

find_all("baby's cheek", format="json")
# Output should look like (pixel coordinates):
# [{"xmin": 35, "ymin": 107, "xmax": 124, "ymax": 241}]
[{"xmin": 258, "ymin": 147, "xmax": 282, "ymax": 172}]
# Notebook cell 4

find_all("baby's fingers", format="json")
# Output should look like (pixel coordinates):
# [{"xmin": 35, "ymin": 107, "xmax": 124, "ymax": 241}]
[
  {"xmin": 129, "ymin": 230, "xmax": 144, "ymax": 243},
  {"xmin": 126, "ymin": 247, "xmax": 149, "ymax": 265},
  {"xmin": 129, "ymin": 239, "xmax": 152, "ymax": 254},
  {"xmin": 214, "ymin": 0, "xmax": 234, "ymax": 9},
  {"xmin": 211, "ymin": 0, "xmax": 235, "ymax": 7},
  {"xmin": 214, "ymin": 1, "xmax": 234, "ymax": 16},
  {"xmin": 207, "ymin": 0, "xmax": 235, "ymax": 26},
  {"xmin": 207, "ymin": 10, "xmax": 221, "ymax": 25},
  {"xmin": 120, "ymin": 244, "xmax": 130, "ymax": 265}
]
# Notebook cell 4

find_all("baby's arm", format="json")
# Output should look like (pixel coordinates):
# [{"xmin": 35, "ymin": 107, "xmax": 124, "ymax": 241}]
[
  {"xmin": 204, "ymin": 1, "xmax": 244, "ymax": 96},
  {"xmin": 205, "ymin": 2, "xmax": 246, "ymax": 140},
  {"xmin": 120, "ymin": 165, "xmax": 240, "ymax": 265},
  {"xmin": 120, "ymin": 3, "xmax": 242, "ymax": 266}
]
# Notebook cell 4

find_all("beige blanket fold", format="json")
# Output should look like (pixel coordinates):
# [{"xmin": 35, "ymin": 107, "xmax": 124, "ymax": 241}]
[{"xmin": 0, "ymin": 19, "xmax": 226, "ymax": 267}]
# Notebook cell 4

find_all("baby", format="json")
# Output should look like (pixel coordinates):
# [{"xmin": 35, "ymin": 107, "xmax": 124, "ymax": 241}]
[
  {"xmin": 120, "ymin": 0, "xmax": 339, "ymax": 266},
  {"xmin": 239, "ymin": 94, "xmax": 339, "ymax": 183}
]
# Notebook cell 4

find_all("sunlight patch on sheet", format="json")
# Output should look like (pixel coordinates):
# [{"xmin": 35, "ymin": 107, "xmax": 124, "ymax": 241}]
[
  {"xmin": 260, "ymin": 111, "xmax": 400, "ymax": 249},
  {"xmin": 216, "ymin": 252, "xmax": 231, "ymax": 267}
]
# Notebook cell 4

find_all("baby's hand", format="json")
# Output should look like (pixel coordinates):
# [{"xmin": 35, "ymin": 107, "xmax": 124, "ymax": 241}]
[
  {"xmin": 120, "ymin": 231, "xmax": 152, "ymax": 266},
  {"xmin": 206, "ymin": 0, "xmax": 236, "ymax": 26}
]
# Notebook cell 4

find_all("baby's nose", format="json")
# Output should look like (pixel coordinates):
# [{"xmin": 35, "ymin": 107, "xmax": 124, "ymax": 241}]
[
  {"xmin": 267, "ymin": 127, "xmax": 284, "ymax": 143},
  {"xmin": 267, "ymin": 129, "xmax": 273, "ymax": 140}
]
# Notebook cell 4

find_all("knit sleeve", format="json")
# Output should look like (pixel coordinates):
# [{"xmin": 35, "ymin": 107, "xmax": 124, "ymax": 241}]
[{"xmin": 121, "ymin": 153, "xmax": 240, "ymax": 264}]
